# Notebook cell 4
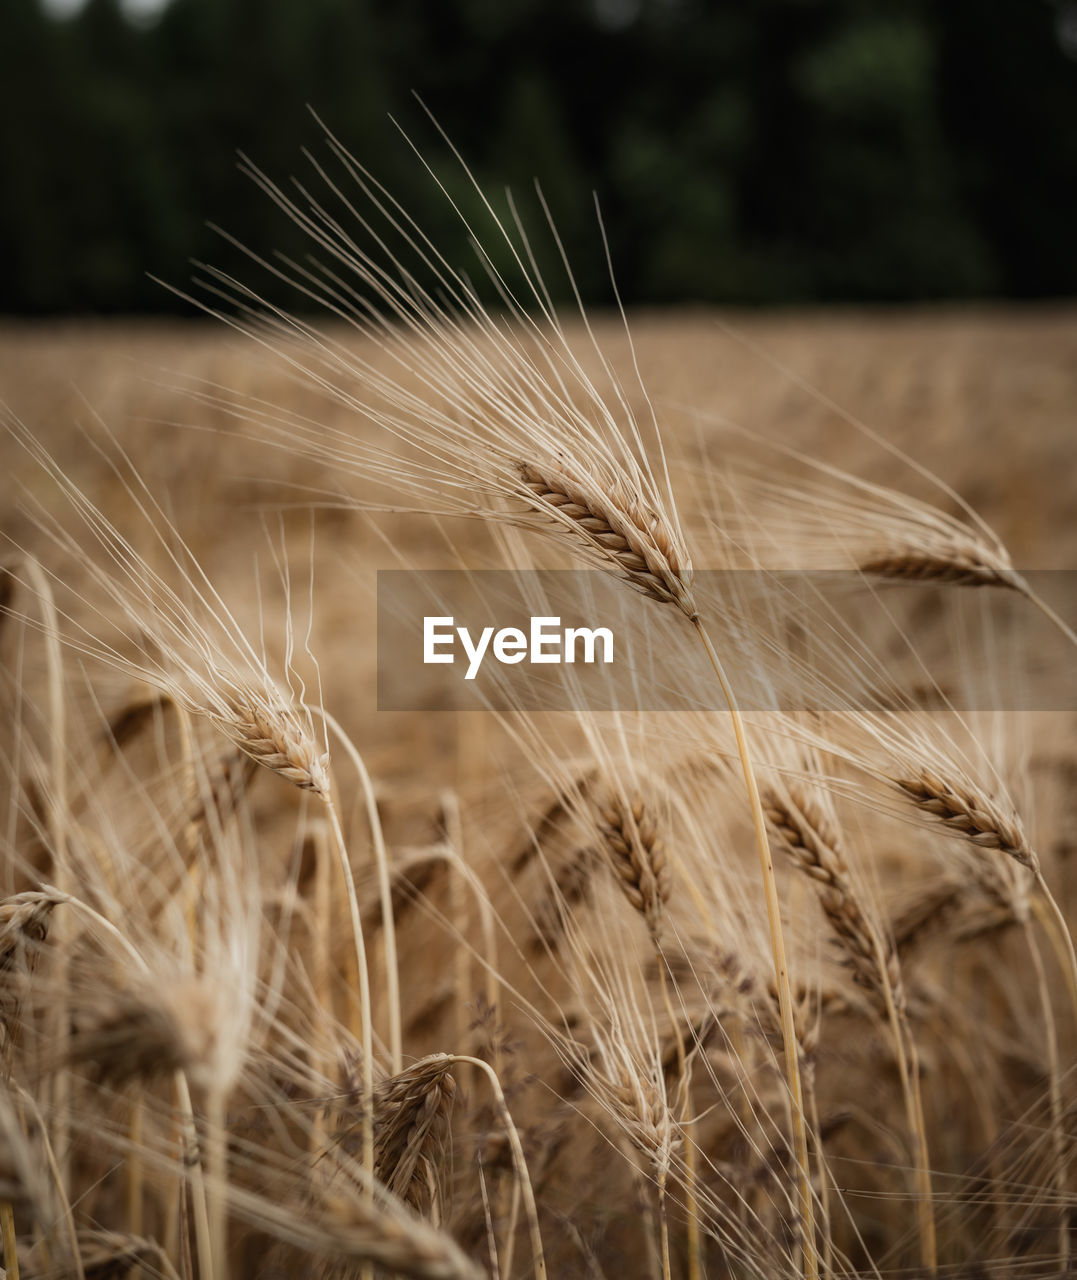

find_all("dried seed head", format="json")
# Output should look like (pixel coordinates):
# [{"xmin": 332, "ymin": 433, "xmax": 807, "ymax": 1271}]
[
  {"xmin": 764, "ymin": 785, "xmax": 901, "ymax": 1006},
  {"xmin": 0, "ymin": 889, "xmax": 62, "ymax": 1058},
  {"xmin": 895, "ymin": 767, "xmax": 1036, "ymax": 870},
  {"xmin": 860, "ymin": 543, "xmax": 1022, "ymax": 591},
  {"xmin": 582, "ymin": 1046, "xmax": 678, "ymax": 1179},
  {"xmin": 518, "ymin": 461, "xmax": 696, "ymax": 616},
  {"xmin": 891, "ymin": 879, "xmax": 966, "ymax": 959},
  {"xmin": 596, "ymin": 791, "xmax": 671, "ymax": 937},
  {"xmin": 70, "ymin": 979, "xmax": 222, "ymax": 1091},
  {"xmin": 0, "ymin": 890, "xmax": 60, "ymax": 975},
  {"xmin": 214, "ymin": 680, "xmax": 330, "ymax": 797},
  {"xmin": 371, "ymin": 1054, "xmax": 456, "ymax": 1218}
]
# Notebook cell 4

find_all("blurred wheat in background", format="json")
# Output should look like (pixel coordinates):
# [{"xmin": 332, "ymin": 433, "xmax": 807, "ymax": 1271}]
[{"xmin": 1, "ymin": 92, "xmax": 1077, "ymax": 1280}]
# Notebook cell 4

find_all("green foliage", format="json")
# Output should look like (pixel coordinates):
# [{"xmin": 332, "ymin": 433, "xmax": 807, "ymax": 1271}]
[{"xmin": 1, "ymin": 0, "xmax": 1074, "ymax": 312}]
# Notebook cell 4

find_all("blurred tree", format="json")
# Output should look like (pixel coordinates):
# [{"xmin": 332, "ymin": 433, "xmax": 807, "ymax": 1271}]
[{"xmin": 0, "ymin": 0, "xmax": 1074, "ymax": 312}]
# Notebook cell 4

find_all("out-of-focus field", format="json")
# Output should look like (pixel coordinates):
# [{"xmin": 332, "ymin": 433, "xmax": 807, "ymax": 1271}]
[
  {"xmin": 4, "ymin": 308, "xmax": 1075, "ymax": 548},
  {"xmin": 2, "ymin": 307, "xmax": 1075, "ymax": 779},
  {"xmin": 2, "ymin": 308, "xmax": 1076, "ymax": 1276}
]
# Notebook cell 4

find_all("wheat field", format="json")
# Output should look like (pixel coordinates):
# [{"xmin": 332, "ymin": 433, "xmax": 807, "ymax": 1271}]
[{"xmin": 1, "ymin": 190, "xmax": 1076, "ymax": 1280}]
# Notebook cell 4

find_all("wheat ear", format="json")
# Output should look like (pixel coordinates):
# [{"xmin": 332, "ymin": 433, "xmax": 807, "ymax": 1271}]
[
  {"xmin": 894, "ymin": 763, "xmax": 1077, "ymax": 1022},
  {"xmin": 860, "ymin": 545, "xmax": 1023, "ymax": 590},
  {"xmin": 371, "ymin": 1054, "xmax": 456, "ymax": 1222},
  {"xmin": 517, "ymin": 461, "xmax": 695, "ymax": 613},
  {"xmin": 596, "ymin": 790, "xmax": 672, "ymax": 939}
]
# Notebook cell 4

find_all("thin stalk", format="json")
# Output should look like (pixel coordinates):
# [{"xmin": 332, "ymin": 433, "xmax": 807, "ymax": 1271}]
[
  {"xmin": 806, "ymin": 1081, "xmax": 832, "ymax": 1279},
  {"xmin": 127, "ymin": 1098, "xmax": 144, "ymax": 1280},
  {"xmin": 322, "ymin": 796, "xmax": 375, "ymax": 1184},
  {"xmin": 443, "ymin": 796, "xmax": 472, "ymax": 1055},
  {"xmin": 318, "ymin": 708, "xmax": 402, "ymax": 1074},
  {"xmin": 657, "ymin": 958, "xmax": 702, "ymax": 1280},
  {"xmin": 638, "ymin": 1172, "xmax": 662, "ymax": 1280},
  {"xmin": 427, "ymin": 844, "xmax": 500, "ymax": 1038},
  {"xmin": 24, "ymin": 560, "xmax": 70, "ymax": 1191},
  {"xmin": 879, "ymin": 980, "xmax": 936, "ymax": 1273},
  {"xmin": 308, "ymin": 818, "xmax": 334, "ymax": 1155},
  {"xmin": 173, "ymin": 1071, "xmax": 214, "ymax": 1280},
  {"xmin": 448, "ymin": 1055, "xmax": 546, "ymax": 1280},
  {"xmin": 657, "ymin": 1170, "xmax": 672, "ymax": 1280},
  {"xmin": 1032, "ymin": 878, "xmax": 1077, "ymax": 1026},
  {"xmin": 1, "ymin": 1205, "xmax": 19, "ymax": 1280},
  {"xmin": 1023, "ymin": 585, "xmax": 1077, "ymax": 650},
  {"xmin": 1024, "ymin": 921, "xmax": 1069, "ymax": 1272},
  {"xmin": 205, "ymin": 1085, "xmax": 230, "ymax": 1280},
  {"xmin": 691, "ymin": 615, "xmax": 818, "ymax": 1280}
]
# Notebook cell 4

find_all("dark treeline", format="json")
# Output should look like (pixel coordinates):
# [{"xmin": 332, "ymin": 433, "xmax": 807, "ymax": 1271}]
[{"xmin": 4, "ymin": 0, "xmax": 1077, "ymax": 313}]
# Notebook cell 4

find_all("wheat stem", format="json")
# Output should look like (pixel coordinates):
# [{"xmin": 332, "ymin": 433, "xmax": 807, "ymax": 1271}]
[
  {"xmin": 1032, "ymin": 873, "xmax": 1077, "ymax": 1026},
  {"xmin": 318, "ymin": 707, "xmax": 403, "ymax": 1075},
  {"xmin": 880, "ymin": 981, "xmax": 936, "ymax": 1272},
  {"xmin": 691, "ymin": 615, "xmax": 818, "ymax": 1280},
  {"xmin": 323, "ymin": 795, "xmax": 376, "ymax": 1186},
  {"xmin": 1, "ymin": 1203, "xmax": 19, "ymax": 1280},
  {"xmin": 448, "ymin": 1055, "xmax": 546, "ymax": 1280},
  {"xmin": 1024, "ymin": 920, "xmax": 1069, "ymax": 1272},
  {"xmin": 1024, "ymin": 585, "xmax": 1077, "ymax": 650},
  {"xmin": 657, "ymin": 958, "xmax": 702, "ymax": 1280},
  {"xmin": 172, "ymin": 1070, "xmax": 214, "ymax": 1280},
  {"xmin": 205, "ymin": 1085, "xmax": 229, "ymax": 1280},
  {"xmin": 23, "ymin": 560, "xmax": 70, "ymax": 1192}
]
